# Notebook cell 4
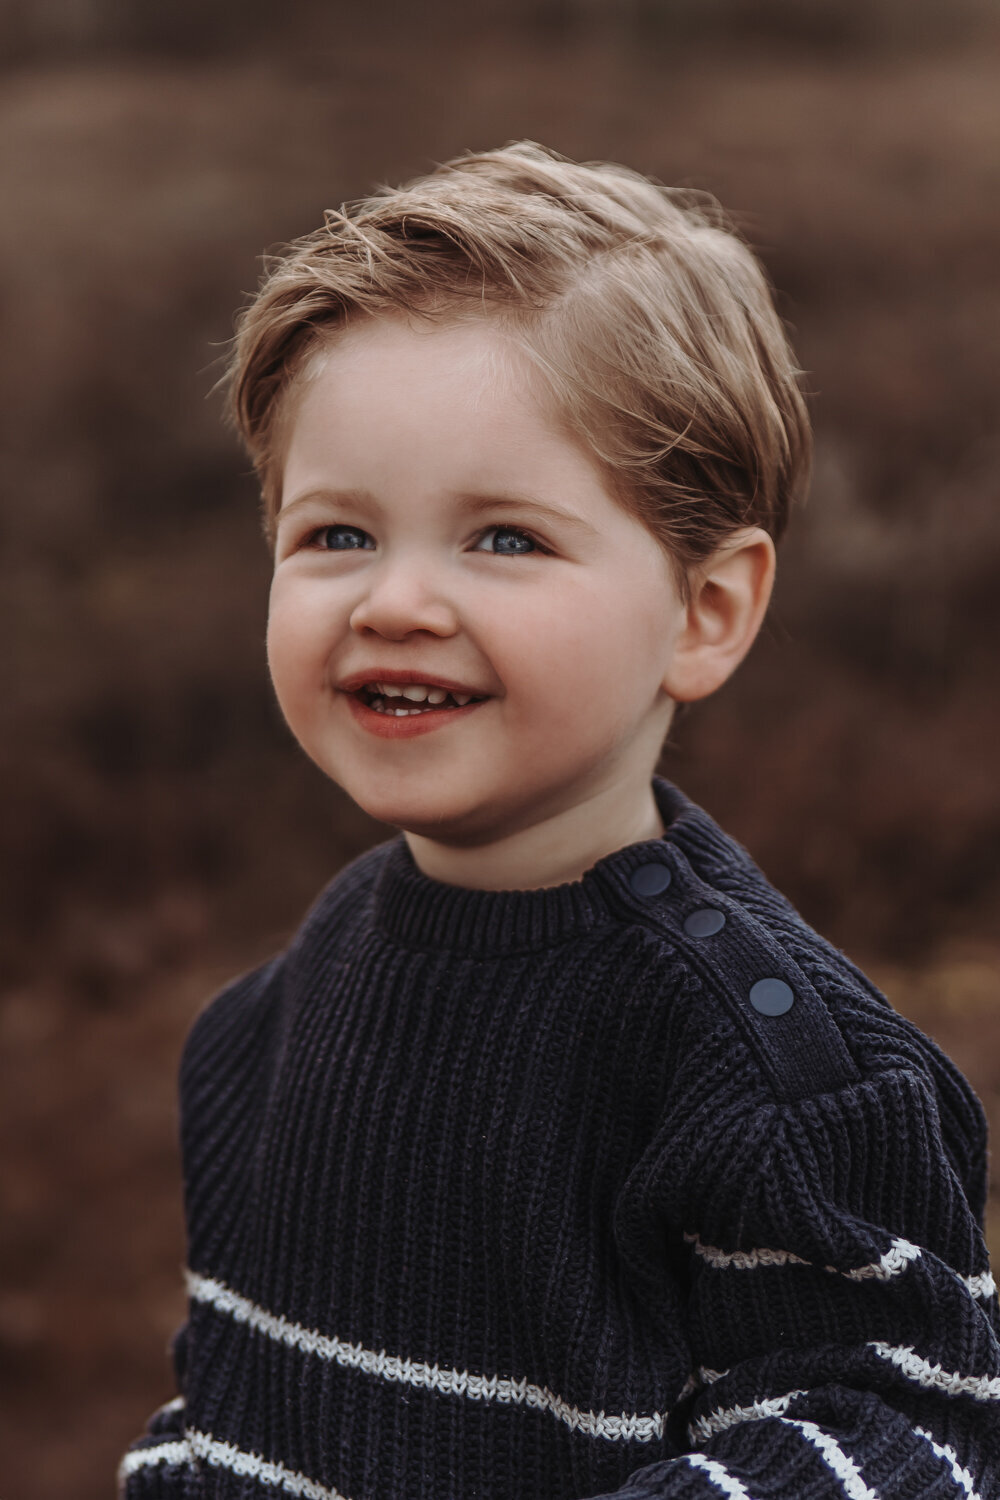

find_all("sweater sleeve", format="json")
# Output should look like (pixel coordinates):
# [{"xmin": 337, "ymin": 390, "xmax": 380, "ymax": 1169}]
[
  {"xmin": 116, "ymin": 954, "xmax": 285, "ymax": 1496},
  {"xmin": 117, "ymin": 1325, "xmax": 190, "ymax": 1497},
  {"xmin": 593, "ymin": 1012, "xmax": 1000, "ymax": 1500}
]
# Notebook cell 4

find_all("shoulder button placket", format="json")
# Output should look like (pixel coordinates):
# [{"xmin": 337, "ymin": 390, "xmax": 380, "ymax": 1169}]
[{"xmin": 621, "ymin": 844, "xmax": 859, "ymax": 1101}]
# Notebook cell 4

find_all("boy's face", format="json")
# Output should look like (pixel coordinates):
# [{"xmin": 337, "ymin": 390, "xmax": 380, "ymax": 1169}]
[{"xmin": 268, "ymin": 315, "xmax": 688, "ymax": 848}]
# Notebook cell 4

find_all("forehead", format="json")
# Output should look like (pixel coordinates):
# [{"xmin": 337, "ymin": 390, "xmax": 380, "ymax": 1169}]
[
  {"xmin": 294, "ymin": 313, "xmax": 539, "ymax": 425},
  {"xmin": 280, "ymin": 314, "xmax": 610, "ymax": 508}
]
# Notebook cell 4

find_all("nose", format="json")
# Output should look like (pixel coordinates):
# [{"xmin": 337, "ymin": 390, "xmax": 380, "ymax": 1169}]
[{"xmin": 348, "ymin": 556, "xmax": 459, "ymax": 641}]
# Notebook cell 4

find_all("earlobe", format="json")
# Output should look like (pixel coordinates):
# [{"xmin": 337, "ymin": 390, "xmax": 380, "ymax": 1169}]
[{"xmin": 663, "ymin": 529, "xmax": 776, "ymax": 703}]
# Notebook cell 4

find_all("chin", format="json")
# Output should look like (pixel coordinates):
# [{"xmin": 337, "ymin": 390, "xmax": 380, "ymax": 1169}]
[{"xmin": 342, "ymin": 777, "xmax": 491, "ymax": 843}]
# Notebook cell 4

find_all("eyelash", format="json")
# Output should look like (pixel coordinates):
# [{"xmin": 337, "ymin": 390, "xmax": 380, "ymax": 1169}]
[
  {"xmin": 305, "ymin": 524, "xmax": 374, "ymax": 552},
  {"xmin": 474, "ymin": 525, "xmax": 546, "ymax": 556},
  {"xmin": 301, "ymin": 524, "xmax": 549, "ymax": 555}
]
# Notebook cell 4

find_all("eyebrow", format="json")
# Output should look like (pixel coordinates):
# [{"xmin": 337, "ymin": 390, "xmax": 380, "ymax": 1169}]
[
  {"xmin": 275, "ymin": 489, "xmax": 376, "ymax": 524},
  {"xmin": 454, "ymin": 492, "xmax": 597, "ymax": 536},
  {"xmin": 276, "ymin": 488, "xmax": 598, "ymax": 537}
]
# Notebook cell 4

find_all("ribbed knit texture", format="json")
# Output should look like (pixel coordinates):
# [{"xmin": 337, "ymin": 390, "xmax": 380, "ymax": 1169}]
[{"xmin": 120, "ymin": 780, "xmax": 1000, "ymax": 1500}]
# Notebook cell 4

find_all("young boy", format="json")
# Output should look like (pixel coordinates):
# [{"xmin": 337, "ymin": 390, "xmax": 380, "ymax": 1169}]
[{"xmin": 120, "ymin": 143, "xmax": 998, "ymax": 1500}]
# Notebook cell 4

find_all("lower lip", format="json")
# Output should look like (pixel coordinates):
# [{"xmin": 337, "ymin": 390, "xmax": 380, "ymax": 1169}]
[{"xmin": 343, "ymin": 692, "xmax": 488, "ymax": 739}]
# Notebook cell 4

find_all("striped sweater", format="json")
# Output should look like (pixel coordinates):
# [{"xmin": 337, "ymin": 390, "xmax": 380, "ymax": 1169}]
[{"xmin": 121, "ymin": 778, "xmax": 1000, "ymax": 1500}]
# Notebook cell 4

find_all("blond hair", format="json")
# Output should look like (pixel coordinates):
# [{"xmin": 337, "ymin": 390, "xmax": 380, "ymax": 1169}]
[{"xmin": 227, "ymin": 142, "xmax": 810, "ymax": 585}]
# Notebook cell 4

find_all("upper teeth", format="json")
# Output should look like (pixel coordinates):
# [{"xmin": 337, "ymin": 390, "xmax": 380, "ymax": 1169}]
[{"xmin": 368, "ymin": 681, "xmax": 471, "ymax": 707}]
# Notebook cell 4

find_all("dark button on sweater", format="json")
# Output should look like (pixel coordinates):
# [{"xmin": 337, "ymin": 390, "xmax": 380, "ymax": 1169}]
[
  {"xmin": 683, "ymin": 907, "xmax": 726, "ymax": 938},
  {"xmin": 629, "ymin": 861, "xmax": 673, "ymax": 897},
  {"xmin": 749, "ymin": 976, "xmax": 796, "ymax": 1016}
]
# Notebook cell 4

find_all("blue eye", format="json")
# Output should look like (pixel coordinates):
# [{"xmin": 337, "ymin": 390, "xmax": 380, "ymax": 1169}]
[
  {"xmin": 315, "ymin": 525, "xmax": 374, "ymax": 551},
  {"xmin": 475, "ymin": 526, "xmax": 538, "ymax": 555}
]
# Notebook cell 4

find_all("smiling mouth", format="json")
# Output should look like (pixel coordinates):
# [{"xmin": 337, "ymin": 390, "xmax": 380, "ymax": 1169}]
[{"xmin": 356, "ymin": 681, "xmax": 489, "ymax": 716}]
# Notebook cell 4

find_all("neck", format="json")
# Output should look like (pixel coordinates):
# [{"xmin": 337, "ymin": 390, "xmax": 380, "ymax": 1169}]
[{"xmin": 403, "ymin": 778, "xmax": 665, "ymax": 891}]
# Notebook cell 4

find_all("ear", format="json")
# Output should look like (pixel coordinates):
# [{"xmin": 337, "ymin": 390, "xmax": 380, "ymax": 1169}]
[{"xmin": 663, "ymin": 528, "xmax": 776, "ymax": 703}]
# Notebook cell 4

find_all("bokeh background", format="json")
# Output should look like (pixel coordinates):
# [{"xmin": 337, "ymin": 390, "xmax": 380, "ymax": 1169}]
[{"xmin": 2, "ymin": 2, "xmax": 999, "ymax": 1494}]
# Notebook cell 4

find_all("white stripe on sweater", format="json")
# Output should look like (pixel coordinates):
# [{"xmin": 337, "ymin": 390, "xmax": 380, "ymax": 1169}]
[
  {"xmin": 186, "ymin": 1270, "xmax": 669, "ymax": 1442},
  {"xmin": 686, "ymin": 1234, "xmax": 995, "ymax": 1299},
  {"xmin": 914, "ymin": 1426, "xmax": 983, "ymax": 1500},
  {"xmin": 869, "ymin": 1343, "xmax": 1000, "ymax": 1401},
  {"xmin": 690, "ymin": 1388, "xmax": 806, "ymax": 1441},
  {"xmin": 842, "ymin": 1239, "xmax": 922, "ymax": 1283},
  {"xmin": 779, "ymin": 1419, "xmax": 880, "ymax": 1500},
  {"xmin": 686, "ymin": 1453, "xmax": 756, "ymax": 1500},
  {"xmin": 685, "ymin": 1234, "xmax": 810, "ymax": 1271},
  {"xmin": 153, "ymin": 1395, "xmax": 185, "ymax": 1417},
  {"xmin": 962, "ymin": 1270, "xmax": 997, "ymax": 1300},
  {"xmin": 119, "ymin": 1440, "xmax": 190, "ymax": 1478},
  {"xmin": 119, "ymin": 1430, "xmax": 351, "ymax": 1500}
]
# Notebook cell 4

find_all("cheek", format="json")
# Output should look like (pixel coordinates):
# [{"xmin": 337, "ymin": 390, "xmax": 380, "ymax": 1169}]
[
  {"xmin": 266, "ymin": 578, "xmax": 336, "ymax": 696},
  {"xmin": 492, "ymin": 581, "xmax": 677, "ymax": 722},
  {"xmin": 524, "ymin": 579, "xmax": 671, "ymax": 681}
]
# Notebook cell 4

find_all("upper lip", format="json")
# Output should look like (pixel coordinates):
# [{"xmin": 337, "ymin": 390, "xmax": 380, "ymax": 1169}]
[{"xmin": 338, "ymin": 668, "xmax": 491, "ymax": 696}]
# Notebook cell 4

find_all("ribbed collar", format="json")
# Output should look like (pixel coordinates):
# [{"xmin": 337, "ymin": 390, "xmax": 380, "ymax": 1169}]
[{"xmin": 369, "ymin": 778, "xmax": 748, "ymax": 956}]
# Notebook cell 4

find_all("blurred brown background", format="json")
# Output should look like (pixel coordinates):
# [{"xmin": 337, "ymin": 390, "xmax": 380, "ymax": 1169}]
[{"xmin": 2, "ymin": 1, "xmax": 999, "ymax": 1495}]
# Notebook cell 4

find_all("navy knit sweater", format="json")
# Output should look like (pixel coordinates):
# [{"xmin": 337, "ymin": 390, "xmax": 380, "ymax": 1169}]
[{"xmin": 121, "ymin": 779, "xmax": 1000, "ymax": 1500}]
